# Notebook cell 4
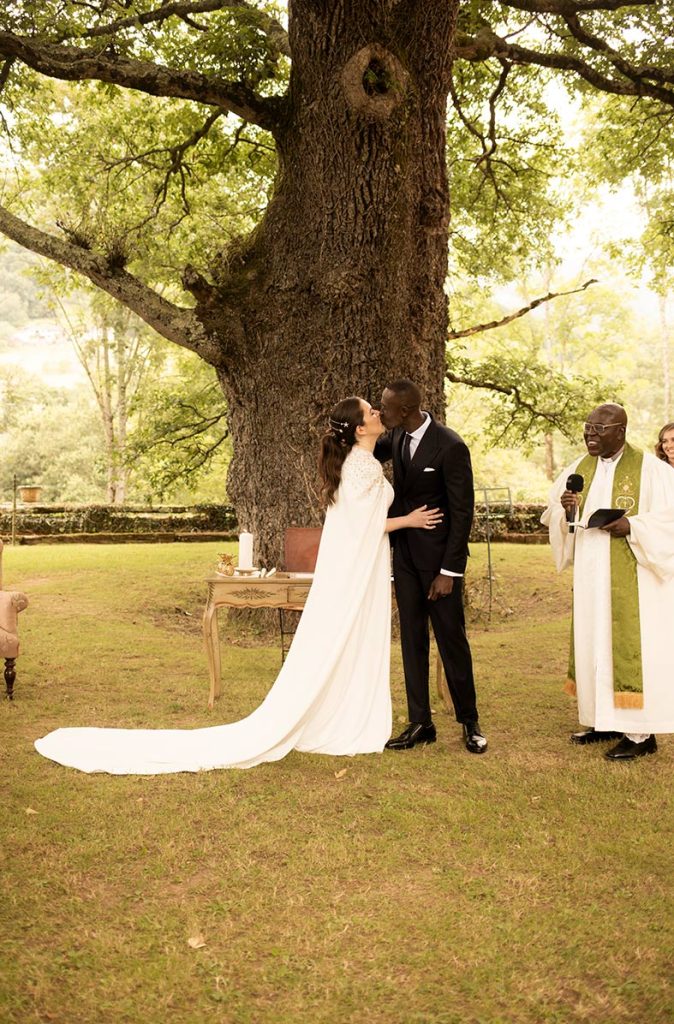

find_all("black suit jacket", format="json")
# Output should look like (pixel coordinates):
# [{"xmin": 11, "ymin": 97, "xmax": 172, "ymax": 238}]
[{"xmin": 374, "ymin": 416, "xmax": 474, "ymax": 574}]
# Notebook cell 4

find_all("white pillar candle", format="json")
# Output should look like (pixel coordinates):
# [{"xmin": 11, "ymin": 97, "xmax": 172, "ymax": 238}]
[{"xmin": 238, "ymin": 531, "xmax": 254, "ymax": 569}]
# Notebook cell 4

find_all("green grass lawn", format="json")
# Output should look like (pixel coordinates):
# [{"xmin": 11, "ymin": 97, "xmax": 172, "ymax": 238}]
[{"xmin": 1, "ymin": 542, "xmax": 672, "ymax": 1024}]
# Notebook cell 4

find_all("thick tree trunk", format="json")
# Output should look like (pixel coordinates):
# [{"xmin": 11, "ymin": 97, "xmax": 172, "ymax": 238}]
[{"xmin": 198, "ymin": 1, "xmax": 459, "ymax": 565}]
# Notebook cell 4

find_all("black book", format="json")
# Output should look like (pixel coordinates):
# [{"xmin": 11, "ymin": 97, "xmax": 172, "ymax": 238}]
[{"xmin": 586, "ymin": 508, "xmax": 625, "ymax": 529}]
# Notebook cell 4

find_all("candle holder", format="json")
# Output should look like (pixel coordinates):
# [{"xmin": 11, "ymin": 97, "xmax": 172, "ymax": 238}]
[{"xmin": 233, "ymin": 566, "xmax": 259, "ymax": 577}]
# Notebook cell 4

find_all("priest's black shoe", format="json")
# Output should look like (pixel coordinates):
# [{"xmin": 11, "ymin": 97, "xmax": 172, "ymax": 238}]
[
  {"xmin": 463, "ymin": 721, "xmax": 488, "ymax": 754},
  {"xmin": 385, "ymin": 723, "xmax": 436, "ymax": 750},
  {"xmin": 605, "ymin": 735, "xmax": 657, "ymax": 760},
  {"xmin": 570, "ymin": 727, "xmax": 622, "ymax": 746}
]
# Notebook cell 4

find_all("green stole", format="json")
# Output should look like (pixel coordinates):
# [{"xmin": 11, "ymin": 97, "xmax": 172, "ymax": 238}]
[{"xmin": 566, "ymin": 443, "xmax": 644, "ymax": 709}]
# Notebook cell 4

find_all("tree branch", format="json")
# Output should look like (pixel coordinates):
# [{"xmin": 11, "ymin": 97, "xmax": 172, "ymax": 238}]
[
  {"xmin": 484, "ymin": 60, "xmax": 511, "ymax": 163},
  {"xmin": 448, "ymin": 278, "xmax": 598, "ymax": 338},
  {"xmin": 500, "ymin": 0, "xmax": 656, "ymax": 13},
  {"xmin": 0, "ymin": 31, "xmax": 284, "ymax": 131},
  {"xmin": 103, "ymin": 108, "xmax": 226, "ymax": 229},
  {"xmin": 0, "ymin": 56, "xmax": 13, "ymax": 92},
  {"xmin": 448, "ymin": 64, "xmax": 512, "ymax": 202},
  {"xmin": 0, "ymin": 203, "xmax": 223, "ymax": 365},
  {"xmin": 445, "ymin": 368, "xmax": 562, "ymax": 427},
  {"xmin": 80, "ymin": 0, "xmax": 291, "ymax": 60},
  {"xmin": 454, "ymin": 27, "xmax": 674, "ymax": 109},
  {"xmin": 562, "ymin": 12, "xmax": 674, "ymax": 88},
  {"xmin": 135, "ymin": 413, "xmax": 230, "ymax": 481},
  {"xmin": 160, "ymin": 406, "xmax": 228, "ymax": 444}
]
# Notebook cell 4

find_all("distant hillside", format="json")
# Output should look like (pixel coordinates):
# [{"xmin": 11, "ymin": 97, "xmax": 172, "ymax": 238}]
[
  {"xmin": 0, "ymin": 242, "xmax": 81, "ymax": 387},
  {"xmin": 0, "ymin": 242, "xmax": 56, "ymax": 342}
]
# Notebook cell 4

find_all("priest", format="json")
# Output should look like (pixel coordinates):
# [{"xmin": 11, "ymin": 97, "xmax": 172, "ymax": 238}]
[{"xmin": 542, "ymin": 403, "xmax": 674, "ymax": 760}]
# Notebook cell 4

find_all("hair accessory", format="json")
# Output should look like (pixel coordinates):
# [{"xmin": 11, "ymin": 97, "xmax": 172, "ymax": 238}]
[{"xmin": 328, "ymin": 417, "xmax": 349, "ymax": 435}]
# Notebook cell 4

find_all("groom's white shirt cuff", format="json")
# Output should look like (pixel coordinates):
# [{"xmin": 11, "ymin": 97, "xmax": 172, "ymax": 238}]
[{"xmin": 440, "ymin": 569, "xmax": 462, "ymax": 577}]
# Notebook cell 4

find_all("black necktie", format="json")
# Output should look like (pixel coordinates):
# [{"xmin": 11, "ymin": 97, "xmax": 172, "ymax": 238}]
[{"xmin": 401, "ymin": 432, "xmax": 412, "ymax": 471}]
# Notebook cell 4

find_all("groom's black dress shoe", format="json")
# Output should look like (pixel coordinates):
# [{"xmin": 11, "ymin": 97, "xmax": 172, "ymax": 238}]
[
  {"xmin": 463, "ymin": 721, "xmax": 487, "ymax": 754},
  {"xmin": 385, "ymin": 722, "xmax": 437, "ymax": 750},
  {"xmin": 570, "ymin": 727, "xmax": 622, "ymax": 746},
  {"xmin": 605, "ymin": 735, "xmax": 657, "ymax": 760}
]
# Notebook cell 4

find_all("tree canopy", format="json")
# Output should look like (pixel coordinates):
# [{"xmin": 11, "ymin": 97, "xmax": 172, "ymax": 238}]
[
  {"xmin": 0, "ymin": 2, "xmax": 672, "ymax": 550},
  {"xmin": 1, "ymin": 1, "xmax": 672, "ymax": 346}
]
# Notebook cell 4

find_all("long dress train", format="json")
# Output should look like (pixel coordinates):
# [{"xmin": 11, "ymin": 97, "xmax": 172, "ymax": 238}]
[{"xmin": 35, "ymin": 447, "xmax": 393, "ymax": 774}]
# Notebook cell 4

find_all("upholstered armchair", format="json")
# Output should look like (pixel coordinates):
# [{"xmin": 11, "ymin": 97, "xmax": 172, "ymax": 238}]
[{"xmin": 0, "ymin": 539, "xmax": 29, "ymax": 699}]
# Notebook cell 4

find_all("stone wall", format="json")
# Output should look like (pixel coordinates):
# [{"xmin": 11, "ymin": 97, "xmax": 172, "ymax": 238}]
[
  {"xmin": 0, "ymin": 504, "xmax": 237, "ymax": 543},
  {"xmin": 471, "ymin": 502, "xmax": 548, "ymax": 543},
  {"xmin": 0, "ymin": 502, "xmax": 548, "ymax": 544}
]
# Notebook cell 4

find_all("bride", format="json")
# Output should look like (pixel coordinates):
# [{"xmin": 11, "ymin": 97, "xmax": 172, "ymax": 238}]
[{"xmin": 35, "ymin": 397, "xmax": 442, "ymax": 774}]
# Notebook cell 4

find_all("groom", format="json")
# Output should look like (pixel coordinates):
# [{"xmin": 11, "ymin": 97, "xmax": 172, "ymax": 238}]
[{"xmin": 375, "ymin": 379, "xmax": 487, "ymax": 754}]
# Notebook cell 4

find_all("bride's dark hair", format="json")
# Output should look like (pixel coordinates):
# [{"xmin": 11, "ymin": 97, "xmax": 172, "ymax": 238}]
[{"xmin": 319, "ymin": 397, "xmax": 364, "ymax": 505}]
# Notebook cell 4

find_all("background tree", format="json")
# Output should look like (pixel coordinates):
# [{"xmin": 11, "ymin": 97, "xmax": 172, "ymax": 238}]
[
  {"xmin": 126, "ymin": 345, "xmax": 230, "ymax": 503},
  {"xmin": 0, "ymin": 243, "xmax": 232, "ymax": 504},
  {"xmin": 0, "ymin": 1, "xmax": 673, "ymax": 558},
  {"xmin": 582, "ymin": 95, "xmax": 674, "ymax": 421},
  {"xmin": 0, "ymin": 366, "xmax": 106, "ymax": 501},
  {"xmin": 49, "ymin": 288, "xmax": 163, "ymax": 503}
]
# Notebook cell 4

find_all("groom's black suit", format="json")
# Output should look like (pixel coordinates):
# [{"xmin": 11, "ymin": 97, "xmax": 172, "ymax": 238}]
[{"xmin": 375, "ymin": 416, "xmax": 478, "ymax": 727}]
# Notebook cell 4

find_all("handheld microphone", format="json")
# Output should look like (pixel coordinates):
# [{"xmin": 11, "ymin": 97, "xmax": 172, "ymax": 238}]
[{"xmin": 566, "ymin": 473, "xmax": 584, "ymax": 533}]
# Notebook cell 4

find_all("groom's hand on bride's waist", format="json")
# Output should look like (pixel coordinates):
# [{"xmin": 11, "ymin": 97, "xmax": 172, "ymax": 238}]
[{"xmin": 428, "ymin": 574, "xmax": 454, "ymax": 601}]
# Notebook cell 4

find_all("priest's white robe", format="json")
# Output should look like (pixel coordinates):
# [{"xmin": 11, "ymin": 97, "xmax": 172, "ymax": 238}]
[{"xmin": 542, "ymin": 451, "xmax": 674, "ymax": 734}]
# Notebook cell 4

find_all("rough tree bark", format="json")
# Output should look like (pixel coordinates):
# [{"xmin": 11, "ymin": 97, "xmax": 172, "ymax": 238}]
[{"xmin": 196, "ymin": 1, "xmax": 460, "ymax": 563}]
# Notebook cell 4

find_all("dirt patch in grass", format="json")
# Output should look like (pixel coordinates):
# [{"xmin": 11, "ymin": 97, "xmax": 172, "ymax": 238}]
[{"xmin": 151, "ymin": 605, "xmax": 203, "ymax": 635}]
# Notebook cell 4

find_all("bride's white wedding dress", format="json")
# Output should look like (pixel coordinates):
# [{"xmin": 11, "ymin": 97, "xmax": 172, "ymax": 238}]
[{"xmin": 35, "ymin": 447, "xmax": 393, "ymax": 774}]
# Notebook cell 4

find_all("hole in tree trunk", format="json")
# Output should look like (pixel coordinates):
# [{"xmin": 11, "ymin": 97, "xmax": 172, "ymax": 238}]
[
  {"xmin": 342, "ymin": 45, "xmax": 408, "ymax": 120},
  {"xmin": 362, "ymin": 59, "xmax": 392, "ymax": 97}
]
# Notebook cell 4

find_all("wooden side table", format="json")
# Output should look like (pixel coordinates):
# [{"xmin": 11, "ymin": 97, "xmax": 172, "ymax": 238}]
[
  {"xmin": 202, "ymin": 571, "xmax": 452, "ymax": 715},
  {"xmin": 202, "ymin": 572, "xmax": 313, "ymax": 708}
]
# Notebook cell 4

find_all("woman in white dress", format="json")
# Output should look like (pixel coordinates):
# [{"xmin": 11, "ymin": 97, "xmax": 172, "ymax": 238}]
[{"xmin": 35, "ymin": 397, "xmax": 442, "ymax": 774}]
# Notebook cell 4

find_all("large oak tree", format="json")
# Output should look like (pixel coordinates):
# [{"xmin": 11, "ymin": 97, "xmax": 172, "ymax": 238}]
[{"xmin": 0, "ymin": 0, "xmax": 672, "ymax": 559}]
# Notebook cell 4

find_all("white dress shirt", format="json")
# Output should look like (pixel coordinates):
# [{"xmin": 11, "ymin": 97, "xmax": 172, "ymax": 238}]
[
  {"xmin": 406, "ymin": 411, "xmax": 432, "ymax": 459},
  {"xmin": 404, "ymin": 413, "xmax": 461, "ymax": 578}
]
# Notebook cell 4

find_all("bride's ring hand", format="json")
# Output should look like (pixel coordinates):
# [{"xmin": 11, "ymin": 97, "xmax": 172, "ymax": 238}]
[
  {"xmin": 423, "ymin": 509, "xmax": 443, "ymax": 530},
  {"xmin": 408, "ymin": 505, "xmax": 443, "ymax": 530}
]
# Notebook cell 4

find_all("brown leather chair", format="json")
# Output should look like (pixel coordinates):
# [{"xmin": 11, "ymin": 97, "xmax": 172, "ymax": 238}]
[
  {"xmin": 278, "ymin": 527, "xmax": 322, "ymax": 662},
  {"xmin": 283, "ymin": 527, "xmax": 322, "ymax": 574},
  {"xmin": 0, "ymin": 539, "xmax": 29, "ymax": 699}
]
